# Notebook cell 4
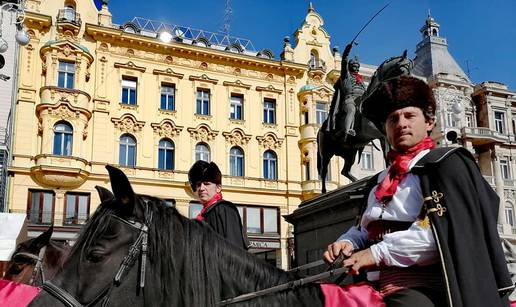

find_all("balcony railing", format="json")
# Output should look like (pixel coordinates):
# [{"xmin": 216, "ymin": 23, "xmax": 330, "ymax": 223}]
[
  {"xmin": 57, "ymin": 9, "xmax": 82, "ymax": 27},
  {"xmin": 483, "ymin": 175, "xmax": 495, "ymax": 186},
  {"xmin": 462, "ymin": 127, "xmax": 509, "ymax": 143},
  {"xmin": 308, "ymin": 59, "xmax": 327, "ymax": 72},
  {"xmin": 10, "ymin": 209, "xmax": 89, "ymax": 226}
]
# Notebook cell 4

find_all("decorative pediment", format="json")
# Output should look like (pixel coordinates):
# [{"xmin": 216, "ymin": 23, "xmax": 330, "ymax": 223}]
[
  {"xmin": 188, "ymin": 74, "xmax": 218, "ymax": 84},
  {"xmin": 222, "ymin": 129, "xmax": 252, "ymax": 146},
  {"xmin": 114, "ymin": 61, "xmax": 146, "ymax": 72},
  {"xmin": 111, "ymin": 114, "xmax": 145, "ymax": 133},
  {"xmin": 256, "ymin": 85, "xmax": 283, "ymax": 94},
  {"xmin": 40, "ymin": 40, "xmax": 94, "ymax": 64},
  {"xmin": 256, "ymin": 133, "xmax": 284, "ymax": 150},
  {"xmin": 187, "ymin": 124, "xmax": 219, "ymax": 142},
  {"xmin": 223, "ymin": 79, "xmax": 252, "ymax": 89},
  {"xmin": 153, "ymin": 68, "xmax": 184, "ymax": 79},
  {"xmin": 151, "ymin": 120, "xmax": 183, "ymax": 138}
]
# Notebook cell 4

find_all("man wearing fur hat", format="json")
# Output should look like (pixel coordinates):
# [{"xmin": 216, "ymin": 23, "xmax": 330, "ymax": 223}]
[
  {"xmin": 327, "ymin": 43, "xmax": 366, "ymax": 139},
  {"xmin": 323, "ymin": 75, "xmax": 512, "ymax": 306},
  {"xmin": 188, "ymin": 160, "xmax": 248, "ymax": 250}
]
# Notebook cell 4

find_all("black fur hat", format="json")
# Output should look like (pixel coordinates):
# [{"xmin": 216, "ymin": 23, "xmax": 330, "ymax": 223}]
[
  {"xmin": 361, "ymin": 75, "xmax": 436, "ymax": 129},
  {"xmin": 188, "ymin": 160, "xmax": 222, "ymax": 191}
]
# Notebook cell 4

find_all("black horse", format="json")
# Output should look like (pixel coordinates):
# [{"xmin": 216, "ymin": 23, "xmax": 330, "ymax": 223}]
[
  {"xmin": 317, "ymin": 51, "xmax": 413, "ymax": 193},
  {"xmin": 3, "ymin": 226, "xmax": 69, "ymax": 286},
  {"xmin": 29, "ymin": 165, "xmax": 326, "ymax": 306}
]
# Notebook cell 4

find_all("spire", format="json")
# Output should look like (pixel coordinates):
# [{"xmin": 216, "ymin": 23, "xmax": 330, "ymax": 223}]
[
  {"xmin": 420, "ymin": 10, "xmax": 440, "ymax": 38},
  {"xmin": 308, "ymin": 1, "xmax": 314, "ymax": 13}
]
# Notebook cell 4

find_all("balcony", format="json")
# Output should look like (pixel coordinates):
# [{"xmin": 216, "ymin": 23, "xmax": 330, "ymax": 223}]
[
  {"xmin": 461, "ymin": 127, "xmax": 509, "ymax": 145},
  {"xmin": 31, "ymin": 154, "xmax": 90, "ymax": 189},
  {"xmin": 307, "ymin": 59, "xmax": 327, "ymax": 81},
  {"xmin": 40, "ymin": 86, "xmax": 92, "ymax": 111},
  {"xmin": 299, "ymin": 123, "xmax": 320, "ymax": 142},
  {"xmin": 56, "ymin": 9, "xmax": 82, "ymax": 35}
]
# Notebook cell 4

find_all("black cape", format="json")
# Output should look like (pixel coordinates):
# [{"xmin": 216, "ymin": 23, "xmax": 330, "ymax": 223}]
[
  {"xmin": 410, "ymin": 147, "xmax": 513, "ymax": 307},
  {"xmin": 201, "ymin": 200, "xmax": 249, "ymax": 250}
]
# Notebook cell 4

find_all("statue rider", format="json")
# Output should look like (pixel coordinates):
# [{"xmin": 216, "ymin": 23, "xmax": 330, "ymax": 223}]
[{"xmin": 327, "ymin": 43, "xmax": 366, "ymax": 139}]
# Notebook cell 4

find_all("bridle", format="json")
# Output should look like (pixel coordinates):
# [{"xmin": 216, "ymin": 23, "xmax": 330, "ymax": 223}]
[
  {"xmin": 12, "ymin": 245, "xmax": 47, "ymax": 285},
  {"xmin": 41, "ymin": 204, "xmax": 153, "ymax": 307}
]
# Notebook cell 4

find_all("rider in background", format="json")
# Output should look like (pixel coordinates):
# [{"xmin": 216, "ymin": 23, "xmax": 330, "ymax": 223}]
[
  {"xmin": 323, "ymin": 75, "xmax": 513, "ymax": 307},
  {"xmin": 327, "ymin": 43, "xmax": 366, "ymax": 140},
  {"xmin": 188, "ymin": 160, "xmax": 249, "ymax": 250}
]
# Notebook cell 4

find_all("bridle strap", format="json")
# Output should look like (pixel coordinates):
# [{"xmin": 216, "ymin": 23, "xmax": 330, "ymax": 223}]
[
  {"xmin": 13, "ymin": 245, "xmax": 47, "ymax": 285},
  {"xmin": 42, "ymin": 281, "xmax": 84, "ymax": 307}
]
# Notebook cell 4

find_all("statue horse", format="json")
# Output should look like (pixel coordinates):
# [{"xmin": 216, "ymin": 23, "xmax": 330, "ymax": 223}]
[
  {"xmin": 29, "ymin": 165, "xmax": 328, "ymax": 306},
  {"xmin": 3, "ymin": 226, "xmax": 69, "ymax": 286},
  {"xmin": 317, "ymin": 51, "xmax": 413, "ymax": 193}
]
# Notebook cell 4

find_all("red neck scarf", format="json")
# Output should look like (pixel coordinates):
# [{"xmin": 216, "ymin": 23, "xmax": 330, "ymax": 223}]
[
  {"xmin": 374, "ymin": 136, "xmax": 435, "ymax": 204},
  {"xmin": 351, "ymin": 72, "xmax": 362, "ymax": 84},
  {"xmin": 196, "ymin": 192, "xmax": 223, "ymax": 221}
]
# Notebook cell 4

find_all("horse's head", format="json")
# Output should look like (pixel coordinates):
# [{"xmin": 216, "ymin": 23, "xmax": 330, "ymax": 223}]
[
  {"xmin": 29, "ymin": 165, "xmax": 154, "ymax": 306},
  {"xmin": 4, "ymin": 225, "xmax": 68, "ymax": 286}
]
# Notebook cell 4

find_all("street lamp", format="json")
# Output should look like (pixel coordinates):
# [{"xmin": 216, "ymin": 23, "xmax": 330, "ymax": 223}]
[{"xmin": 0, "ymin": 0, "xmax": 27, "ymax": 77}]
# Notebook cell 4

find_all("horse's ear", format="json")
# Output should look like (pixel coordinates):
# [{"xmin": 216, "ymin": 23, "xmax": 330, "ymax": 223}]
[
  {"xmin": 402, "ymin": 49, "xmax": 408, "ymax": 58},
  {"xmin": 29, "ymin": 225, "xmax": 53, "ymax": 251},
  {"xmin": 95, "ymin": 186, "xmax": 114, "ymax": 203},
  {"xmin": 105, "ymin": 165, "xmax": 135, "ymax": 208}
]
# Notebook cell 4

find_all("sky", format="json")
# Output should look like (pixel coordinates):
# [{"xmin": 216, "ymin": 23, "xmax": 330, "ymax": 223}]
[{"xmin": 101, "ymin": 0, "xmax": 516, "ymax": 90}]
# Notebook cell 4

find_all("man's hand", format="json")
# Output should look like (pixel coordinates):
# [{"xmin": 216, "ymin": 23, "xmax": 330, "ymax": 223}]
[
  {"xmin": 323, "ymin": 241, "xmax": 354, "ymax": 264},
  {"xmin": 343, "ymin": 43, "xmax": 353, "ymax": 57},
  {"xmin": 342, "ymin": 248, "xmax": 376, "ymax": 275}
]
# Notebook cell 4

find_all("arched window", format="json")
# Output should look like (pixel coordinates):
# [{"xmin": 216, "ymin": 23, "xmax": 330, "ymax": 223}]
[
  {"xmin": 309, "ymin": 50, "xmax": 318, "ymax": 69},
  {"xmin": 263, "ymin": 150, "xmax": 277, "ymax": 180},
  {"xmin": 195, "ymin": 143, "xmax": 211, "ymax": 162},
  {"xmin": 119, "ymin": 134, "xmax": 136, "ymax": 167},
  {"xmin": 505, "ymin": 203, "xmax": 514, "ymax": 227},
  {"xmin": 229, "ymin": 146, "xmax": 244, "ymax": 177},
  {"xmin": 158, "ymin": 139, "xmax": 175, "ymax": 170},
  {"xmin": 53, "ymin": 121, "xmax": 73, "ymax": 156}
]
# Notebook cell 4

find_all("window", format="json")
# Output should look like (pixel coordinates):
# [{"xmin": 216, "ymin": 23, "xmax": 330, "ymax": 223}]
[
  {"xmin": 28, "ymin": 190, "xmax": 55, "ymax": 224},
  {"xmin": 305, "ymin": 162, "xmax": 310, "ymax": 180},
  {"xmin": 160, "ymin": 84, "xmax": 175, "ymax": 110},
  {"xmin": 361, "ymin": 149, "xmax": 373, "ymax": 170},
  {"xmin": 230, "ymin": 94, "xmax": 243, "ymax": 120},
  {"xmin": 119, "ymin": 134, "xmax": 136, "ymax": 167},
  {"xmin": 189, "ymin": 202, "xmax": 203, "ymax": 218},
  {"xmin": 506, "ymin": 204, "xmax": 515, "ymax": 227},
  {"xmin": 230, "ymin": 146, "xmax": 244, "ymax": 177},
  {"xmin": 63, "ymin": 5, "xmax": 76, "ymax": 22},
  {"xmin": 316, "ymin": 102, "xmax": 328, "ymax": 125},
  {"xmin": 500, "ymin": 159, "xmax": 511, "ymax": 180},
  {"xmin": 196, "ymin": 88, "xmax": 210, "ymax": 115},
  {"xmin": 303, "ymin": 111, "xmax": 309, "ymax": 125},
  {"xmin": 121, "ymin": 78, "xmax": 137, "ymax": 105},
  {"xmin": 445, "ymin": 113, "xmax": 458, "ymax": 128},
  {"xmin": 195, "ymin": 143, "xmax": 211, "ymax": 162},
  {"xmin": 494, "ymin": 111, "xmax": 505, "ymax": 134},
  {"xmin": 465, "ymin": 114, "xmax": 473, "ymax": 128},
  {"xmin": 64, "ymin": 193, "xmax": 90, "ymax": 225},
  {"xmin": 53, "ymin": 122, "xmax": 73, "ymax": 156},
  {"xmin": 158, "ymin": 139, "xmax": 174, "ymax": 170},
  {"xmin": 263, "ymin": 99, "xmax": 276, "ymax": 124},
  {"xmin": 57, "ymin": 61, "xmax": 75, "ymax": 89},
  {"xmin": 263, "ymin": 150, "xmax": 277, "ymax": 180},
  {"xmin": 238, "ymin": 205, "xmax": 279, "ymax": 234}
]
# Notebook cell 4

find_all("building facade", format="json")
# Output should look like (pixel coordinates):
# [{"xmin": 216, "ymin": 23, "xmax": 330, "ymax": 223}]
[{"xmin": 6, "ymin": 0, "xmax": 515, "ymax": 270}]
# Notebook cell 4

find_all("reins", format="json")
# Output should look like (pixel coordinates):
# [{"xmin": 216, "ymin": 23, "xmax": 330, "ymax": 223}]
[{"xmin": 219, "ymin": 254, "xmax": 348, "ymax": 306}]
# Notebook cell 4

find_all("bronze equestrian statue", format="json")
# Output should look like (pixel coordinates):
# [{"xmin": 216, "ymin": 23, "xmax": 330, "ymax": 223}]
[{"xmin": 317, "ymin": 51, "xmax": 413, "ymax": 193}]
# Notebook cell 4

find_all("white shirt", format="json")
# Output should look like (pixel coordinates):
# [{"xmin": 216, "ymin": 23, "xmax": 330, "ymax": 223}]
[{"xmin": 337, "ymin": 149, "xmax": 438, "ymax": 267}]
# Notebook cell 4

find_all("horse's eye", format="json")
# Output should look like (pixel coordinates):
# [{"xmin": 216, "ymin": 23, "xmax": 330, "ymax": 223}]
[
  {"xmin": 7, "ymin": 264, "xmax": 23, "ymax": 275},
  {"xmin": 86, "ymin": 251, "xmax": 105, "ymax": 263}
]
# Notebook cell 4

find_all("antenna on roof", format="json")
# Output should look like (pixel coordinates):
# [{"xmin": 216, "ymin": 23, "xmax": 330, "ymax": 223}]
[{"xmin": 222, "ymin": 0, "xmax": 232, "ymax": 35}]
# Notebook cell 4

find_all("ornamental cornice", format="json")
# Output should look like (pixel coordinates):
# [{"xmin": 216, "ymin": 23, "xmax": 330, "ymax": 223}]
[
  {"xmin": 187, "ymin": 124, "xmax": 219, "ymax": 142},
  {"xmin": 153, "ymin": 68, "xmax": 184, "ymax": 79},
  {"xmin": 151, "ymin": 120, "xmax": 183, "ymax": 139},
  {"xmin": 111, "ymin": 114, "xmax": 145, "ymax": 133},
  {"xmin": 188, "ymin": 74, "xmax": 218, "ymax": 84},
  {"xmin": 256, "ymin": 133, "xmax": 284, "ymax": 150},
  {"xmin": 114, "ymin": 61, "xmax": 146, "ymax": 72},
  {"xmin": 36, "ymin": 101, "xmax": 91, "ymax": 121},
  {"xmin": 222, "ymin": 129, "xmax": 252, "ymax": 146},
  {"xmin": 40, "ymin": 40, "xmax": 94, "ymax": 65},
  {"xmin": 223, "ymin": 79, "xmax": 252, "ymax": 89},
  {"xmin": 256, "ymin": 85, "xmax": 283, "ymax": 94}
]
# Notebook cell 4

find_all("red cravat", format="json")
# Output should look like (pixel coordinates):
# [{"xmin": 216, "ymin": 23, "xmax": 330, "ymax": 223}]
[
  {"xmin": 196, "ymin": 192, "xmax": 223, "ymax": 221},
  {"xmin": 374, "ymin": 137, "xmax": 435, "ymax": 204}
]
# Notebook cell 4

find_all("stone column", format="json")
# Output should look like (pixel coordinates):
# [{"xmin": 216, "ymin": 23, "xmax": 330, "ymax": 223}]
[{"xmin": 492, "ymin": 150, "xmax": 509, "ymax": 233}]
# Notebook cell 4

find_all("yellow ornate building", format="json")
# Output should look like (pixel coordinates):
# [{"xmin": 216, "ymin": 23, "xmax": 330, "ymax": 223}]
[{"xmin": 9, "ymin": 0, "xmax": 382, "ymax": 268}]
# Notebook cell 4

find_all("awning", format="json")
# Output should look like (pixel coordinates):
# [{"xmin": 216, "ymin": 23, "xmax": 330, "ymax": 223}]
[{"xmin": 0, "ymin": 213, "xmax": 28, "ymax": 261}]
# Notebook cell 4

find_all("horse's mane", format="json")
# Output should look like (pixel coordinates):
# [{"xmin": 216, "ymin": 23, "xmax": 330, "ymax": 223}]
[{"xmin": 71, "ymin": 195, "xmax": 293, "ymax": 306}]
